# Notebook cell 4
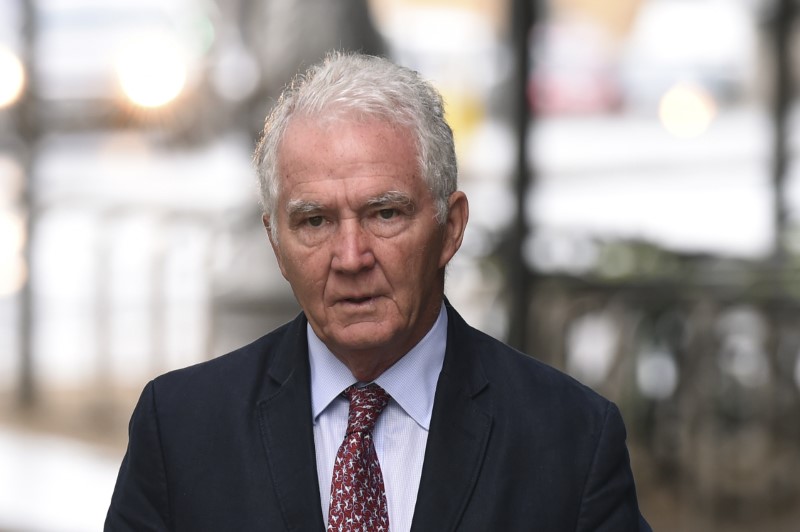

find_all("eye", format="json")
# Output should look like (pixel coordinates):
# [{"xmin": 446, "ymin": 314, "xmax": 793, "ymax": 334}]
[
  {"xmin": 378, "ymin": 209, "xmax": 396, "ymax": 220},
  {"xmin": 307, "ymin": 216, "xmax": 324, "ymax": 227}
]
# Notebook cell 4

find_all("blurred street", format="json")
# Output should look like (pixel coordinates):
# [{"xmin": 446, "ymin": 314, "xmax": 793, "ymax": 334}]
[
  {"xmin": 1, "ymin": 0, "xmax": 799, "ymax": 530},
  {"xmin": 0, "ymin": 426, "xmax": 119, "ymax": 532}
]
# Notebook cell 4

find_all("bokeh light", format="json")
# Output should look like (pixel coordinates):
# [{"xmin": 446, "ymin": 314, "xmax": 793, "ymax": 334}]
[
  {"xmin": 0, "ymin": 45, "xmax": 25, "ymax": 109},
  {"xmin": 115, "ymin": 34, "xmax": 187, "ymax": 108},
  {"xmin": 636, "ymin": 347, "xmax": 678, "ymax": 400},
  {"xmin": 658, "ymin": 82, "xmax": 717, "ymax": 138}
]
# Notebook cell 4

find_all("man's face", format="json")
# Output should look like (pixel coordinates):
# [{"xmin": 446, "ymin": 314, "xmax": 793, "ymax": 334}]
[{"xmin": 266, "ymin": 117, "xmax": 467, "ymax": 372}]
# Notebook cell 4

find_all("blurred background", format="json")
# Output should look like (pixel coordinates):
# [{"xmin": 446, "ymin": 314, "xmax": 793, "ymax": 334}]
[{"xmin": 0, "ymin": 0, "xmax": 797, "ymax": 530}]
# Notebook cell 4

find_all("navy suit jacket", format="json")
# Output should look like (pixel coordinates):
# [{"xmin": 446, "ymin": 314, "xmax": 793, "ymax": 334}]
[{"xmin": 106, "ymin": 303, "xmax": 650, "ymax": 531}]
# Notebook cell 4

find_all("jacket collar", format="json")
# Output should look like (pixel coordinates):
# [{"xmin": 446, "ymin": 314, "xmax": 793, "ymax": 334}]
[
  {"xmin": 410, "ymin": 301, "xmax": 493, "ymax": 531},
  {"xmin": 257, "ymin": 313, "xmax": 326, "ymax": 531},
  {"xmin": 256, "ymin": 303, "xmax": 494, "ymax": 532}
]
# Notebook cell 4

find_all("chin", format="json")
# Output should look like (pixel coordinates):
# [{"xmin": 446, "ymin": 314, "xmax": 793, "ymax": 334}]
[{"xmin": 327, "ymin": 322, "xmax": 400, "ymax": 354}]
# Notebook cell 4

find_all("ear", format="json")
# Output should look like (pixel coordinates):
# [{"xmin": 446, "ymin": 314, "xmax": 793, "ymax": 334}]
[
  {"xmin": 438, "ymin": 191, "xmax": 469, "ymax": 269},
  {"xmin": 263, "ymin": 213, "xmax": 288, "ymax": 277}
]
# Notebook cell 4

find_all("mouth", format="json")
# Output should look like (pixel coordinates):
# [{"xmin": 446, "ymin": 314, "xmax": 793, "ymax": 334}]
[{"xmin": 338, "ymin": 295, "xmax": 378, "ymax": 306}]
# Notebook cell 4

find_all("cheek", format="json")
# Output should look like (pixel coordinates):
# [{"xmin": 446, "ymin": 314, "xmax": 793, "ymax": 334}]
[
  {"xmin": 281, "ymin": 247, "xmax": 330, "ymax": 290},
  {"xmin": 377, "ymin": 237, "xmax": 440, "ymax": 282}
]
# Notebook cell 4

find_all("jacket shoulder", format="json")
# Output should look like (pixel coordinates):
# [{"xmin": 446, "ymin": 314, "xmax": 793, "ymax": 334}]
[
  {"xmin": 149, "ymin": 315, "xmax": 304, "ymax": 406},
  {"xmin": 450, "ymin": 309, "xmax": 612, "ymax": 417}
]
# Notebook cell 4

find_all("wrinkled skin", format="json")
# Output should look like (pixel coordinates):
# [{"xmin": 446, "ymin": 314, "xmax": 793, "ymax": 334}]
[{"xmin": 265, "ymin": 117, "xmax": 468, "ymax": 381}]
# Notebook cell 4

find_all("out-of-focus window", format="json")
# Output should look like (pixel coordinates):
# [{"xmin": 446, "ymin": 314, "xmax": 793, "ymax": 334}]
[
  {"xmin": 525, "ymin": 1, "xmax": 800, "ymax": 530},
  {"xmin": 531, "ymin": 0, "xmax": 770, "ymax": 262}
]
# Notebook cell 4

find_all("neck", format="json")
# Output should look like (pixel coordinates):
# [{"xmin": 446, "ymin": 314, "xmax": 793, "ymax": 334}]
[{"xmin": 332, "ymin": 302, "xmax": 444, "ymax": 382}]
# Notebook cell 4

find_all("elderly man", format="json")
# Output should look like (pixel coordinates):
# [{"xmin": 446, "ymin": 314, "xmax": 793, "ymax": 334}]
[{"xmin": 106, "ymin": 53, "xmax": 650, "ymax": 531}]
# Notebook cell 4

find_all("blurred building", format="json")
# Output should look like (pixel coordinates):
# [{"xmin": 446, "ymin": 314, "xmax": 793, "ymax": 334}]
[{"xmin": 0, "ymin": 0, "xmax": 798, "ymax": 530}]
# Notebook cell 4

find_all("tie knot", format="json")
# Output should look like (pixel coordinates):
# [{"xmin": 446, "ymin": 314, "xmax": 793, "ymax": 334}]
[{"xmin": 344, "ymin": 383, "xmax": 389, "ymax": 435}]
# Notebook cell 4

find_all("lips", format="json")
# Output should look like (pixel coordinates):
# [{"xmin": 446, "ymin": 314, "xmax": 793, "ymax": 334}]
[
  {"xmin": 345, "ymin": 297, "xmax": 372, "ymax": 303},
  {"xmin": 335, "ymin": 295, "xmax": 379, "ymax": 306}
]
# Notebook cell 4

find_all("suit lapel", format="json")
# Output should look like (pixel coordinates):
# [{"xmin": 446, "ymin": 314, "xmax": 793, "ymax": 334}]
[
  {"xmin": 256, "ymin": 314, "xmax": 325, "ymax": 532},
  {"xmin": 411, "ymin": 304, "xmax": 493, "ymax": 532},
  {"xmin": 255, "ymin": 305, "xmax": 493, "ymax": 531}
]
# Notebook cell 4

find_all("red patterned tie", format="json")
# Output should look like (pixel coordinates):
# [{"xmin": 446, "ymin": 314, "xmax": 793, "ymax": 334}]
[{"xmin": 327, "ymin": 383, "xmax": 390, "ymax": 532}]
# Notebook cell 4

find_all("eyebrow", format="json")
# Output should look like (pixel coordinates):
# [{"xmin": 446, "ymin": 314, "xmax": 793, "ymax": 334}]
[
  {"xmin": 286, "ymin": 199, "xmax": 324, "ymax": 217},
  {"xmin": 365, "ymin": 191, "xmax": 415, "ymax": 210},
  {"xmin": 286, "ymin": 191, "xmax": 415, "ymax": 217}
]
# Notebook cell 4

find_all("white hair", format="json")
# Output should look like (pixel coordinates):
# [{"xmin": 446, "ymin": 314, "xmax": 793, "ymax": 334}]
[{"xmin": 253, "ymin": 52, "xmax": 457, "ymax": 239}]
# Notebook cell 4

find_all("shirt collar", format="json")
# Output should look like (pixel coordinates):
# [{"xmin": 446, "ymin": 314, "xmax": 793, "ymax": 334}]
[{"xmin": 308, "ymin": 303, "xmax": 448, "ymax": 431}]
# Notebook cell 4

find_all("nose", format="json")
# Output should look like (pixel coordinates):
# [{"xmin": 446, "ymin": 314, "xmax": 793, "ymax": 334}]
[{"xmin": 331, "ymin": 219, "xmax": 375, "ymax": 273}]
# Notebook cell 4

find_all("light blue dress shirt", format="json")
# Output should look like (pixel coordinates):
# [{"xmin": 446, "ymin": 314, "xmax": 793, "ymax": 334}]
[{"xmin": 309, "ymin": 304, "xmax": 448, "ymax": 532}]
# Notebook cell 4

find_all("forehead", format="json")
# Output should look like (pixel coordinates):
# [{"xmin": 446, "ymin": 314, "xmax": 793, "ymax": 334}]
[
  {"xmin": 276, "ymin": 116, "xmax": 424, "ymax": 195},
  {"xmin": 281, "ymin": 113, "xmax": 417, "ymax": 155}
]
